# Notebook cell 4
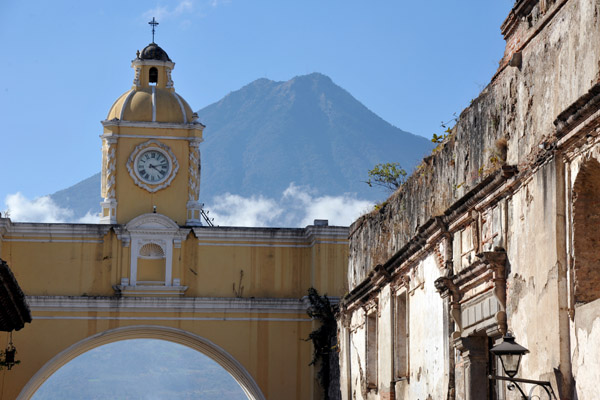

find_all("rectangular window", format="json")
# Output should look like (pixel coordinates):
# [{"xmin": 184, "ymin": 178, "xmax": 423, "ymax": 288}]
[
  {"xmin": 366, "ymin": 310, "xmax": 378, "ymax": 388},
  {"xmin": 394, "ymin": 291, "xmax": 409, "ymax": 379}
]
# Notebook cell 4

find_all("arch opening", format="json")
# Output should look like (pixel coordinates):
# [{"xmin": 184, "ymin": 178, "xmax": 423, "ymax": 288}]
[
  {"xmin": 19, "ymin": 326, "xmax": 265, "ymax": 400},
  {"xmin": 149, "ymin": 67, "xmax": 158, "ymax": 85},
  {"xmin": 572, "ymin": 158, "xmax": 600, "ymax": 303}
]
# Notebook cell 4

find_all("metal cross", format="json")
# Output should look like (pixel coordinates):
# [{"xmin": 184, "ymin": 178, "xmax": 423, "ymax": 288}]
[{"xmin": 148, "ymin": 17, "xmax": 159, "ymax": 43}]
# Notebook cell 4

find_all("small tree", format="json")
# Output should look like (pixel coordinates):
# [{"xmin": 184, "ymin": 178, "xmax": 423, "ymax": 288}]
[{"xmin": 365, "ymin": 162, "xmax": 407, "ymax": 192}]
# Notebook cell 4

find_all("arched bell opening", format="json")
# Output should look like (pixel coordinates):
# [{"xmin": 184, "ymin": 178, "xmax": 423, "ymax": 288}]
[
  {"xmin": 149, "ymin": 67, "xmax": 158, "ymax": 85},
  {"xmin": 572, "ymin": 157, "xmax": 600, "ymax": 303}
]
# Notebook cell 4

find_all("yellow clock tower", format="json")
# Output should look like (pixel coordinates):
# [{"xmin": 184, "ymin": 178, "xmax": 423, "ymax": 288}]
[{"xmin": 100, "ymin": 42, "xmax": 204, "ymax": 225}]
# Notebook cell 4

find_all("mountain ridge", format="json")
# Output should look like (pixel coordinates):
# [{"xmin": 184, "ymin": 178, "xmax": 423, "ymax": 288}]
[
  {"xmin": 196, "ymin": 72, "xmax": 432, "ymax": 200},
  {"xmin": 50, "ymin": 73, "xmax": 434, "ymax": 221}
]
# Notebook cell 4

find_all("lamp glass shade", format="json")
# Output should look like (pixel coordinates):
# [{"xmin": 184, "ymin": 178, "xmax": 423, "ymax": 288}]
[
  {"xmin": 499, "ymin": 353, "xmax": 521, "ymax": 378},
  {"xmin": 490, "ymin": 333, "xmax": 529, "ymax": 378}
]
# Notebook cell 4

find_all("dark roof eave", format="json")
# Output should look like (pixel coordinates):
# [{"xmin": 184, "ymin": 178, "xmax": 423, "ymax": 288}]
[{"xmin": 0, "ymin": 259, "xmax": 32, "ymax": 332}]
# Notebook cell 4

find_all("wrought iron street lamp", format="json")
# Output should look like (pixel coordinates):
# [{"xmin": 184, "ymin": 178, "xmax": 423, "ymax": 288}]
[
  {"xmin": 489, "ymin": 333, "xmax": 557, "ymax": 399},
  {"xmin": 490, "ymin": 332, "xmax": 529, "ymax": 378},
  {"xmin": 0, "ymin": 332, "xmax": 19, "ymax": 371}
]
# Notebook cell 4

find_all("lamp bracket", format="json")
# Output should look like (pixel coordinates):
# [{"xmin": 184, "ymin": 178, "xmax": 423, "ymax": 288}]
[{"xmin": 489, "ymin": 375, "xmax": 557, "ymax": 399}]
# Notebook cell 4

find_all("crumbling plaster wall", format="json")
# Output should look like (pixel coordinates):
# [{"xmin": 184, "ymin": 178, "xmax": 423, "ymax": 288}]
[
  {"xmin": 571, "ymin": 299, "xmax": 600, "ymax": 399},
  {"xmin": 505, "ymin": 160, "xmax": 565, "ymax": 387},
  {"xmin": 348, "ymin": 0, "xmax": 600, "ymax": 290},
  {"xmin": 402, "ymin": 255, "xmax": 447, "ymax": 400},
  {"xmin": 566, "ymin": 145, "xmax": 600, "ymax": 399},
  {"xmin": 340, "ymin": 254, "xmax": 447, "ymax": 400}
]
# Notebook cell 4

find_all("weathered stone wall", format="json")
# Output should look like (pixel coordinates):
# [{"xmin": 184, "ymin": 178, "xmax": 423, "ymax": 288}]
[
  {"xmin": 339, "ymin": 253, "xmax": 448, "ymax": 400},
  {"xmin": 349, "ymin": 0, "xmax": 600, "ymax": 290},
  {"xmin": 340, "ymin": 1, "xmax": 600, "ymax": 399}
]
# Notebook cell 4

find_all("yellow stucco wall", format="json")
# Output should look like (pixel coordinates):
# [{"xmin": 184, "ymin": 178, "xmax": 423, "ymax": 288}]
[
  {"xmin": 1, "ymin": 224, "xmax": 347, "ymax": 298},
  {"xmin": 0, "ymin": 219, "xmax": 348, "ymax": 399},
  {"xmin": 102, "ymin": 125, "xmax": 203, "ymax": 224}
]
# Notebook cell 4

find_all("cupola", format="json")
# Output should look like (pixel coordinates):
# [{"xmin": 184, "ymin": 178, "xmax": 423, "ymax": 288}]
[{"xmin": 105, "ymin": 43, "xmax": 196, "ymax": 124}]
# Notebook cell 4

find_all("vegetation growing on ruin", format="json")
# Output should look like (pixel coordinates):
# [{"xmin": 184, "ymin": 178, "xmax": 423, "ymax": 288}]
[
  {"xmin": 365, "ymin": 162, "xmax": 407, "ymax": 192},
  {"xmin": 305, "ymin": 287, "xmax": 338, "ymax": 400}
]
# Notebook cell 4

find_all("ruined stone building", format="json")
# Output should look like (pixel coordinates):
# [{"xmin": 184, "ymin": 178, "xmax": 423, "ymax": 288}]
[{"xmin": 337, "ymin": 0, "xmax": 600, "ymax": 399}]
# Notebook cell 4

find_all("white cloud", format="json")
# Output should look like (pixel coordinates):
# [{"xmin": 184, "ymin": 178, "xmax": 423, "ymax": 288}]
[
  {"xmin": 207, "ymin": 193, "xmax": 283, "ymax": 227},
  {"xmin": 77, "ymin": 211, "xmax": 101, "ymax": 224},
  {"xmin": 142, "ymin": 0, "xmax": 229, "ymax": 26},
  {"xmin": 206, "ymin": 183, "xmax": 372, "ymax": 228},
  {"xmin": 3, "ymin": 184, "xmax": 371, "ymax": 228},
  {"xmin": 210, "ymin": 0, "xmax": 231, "ymax": 8},
  {"xmin": 4, "ymin": 193, "xmax": 99, "ymax": 224},
  {"xmin": 143, "ymin": 1, "xmax": 194, "ymax": 21}
]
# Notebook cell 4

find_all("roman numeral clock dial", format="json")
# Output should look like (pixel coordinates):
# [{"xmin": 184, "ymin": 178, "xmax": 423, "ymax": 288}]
[
  {"xmin": 126, "ymin": 140, "xmax": 179, "ymax": 193},
  {"xmin": 136, "ymin": 150, "xmax": 170, "ymax": 183}
]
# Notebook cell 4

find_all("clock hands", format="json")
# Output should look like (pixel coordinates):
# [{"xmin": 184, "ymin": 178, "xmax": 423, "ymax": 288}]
[{"xmin": 148, "ymin": 164, "xmax": 164, "ymax": 173}]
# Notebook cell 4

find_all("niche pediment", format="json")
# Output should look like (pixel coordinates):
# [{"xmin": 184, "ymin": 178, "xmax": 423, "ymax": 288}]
[{"xmin": 126, "ymin": 213, "xmax": 180, "ymax": 234}]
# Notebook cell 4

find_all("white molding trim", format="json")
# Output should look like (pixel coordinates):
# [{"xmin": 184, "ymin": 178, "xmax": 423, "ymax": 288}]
[
  {"xmin": 119, "ymin": 89, "xmax": 135, "ymax": 120},
  {"xmin": 125, "ymin": 213, "xmax": 185, "ymax": 286},
  {"xmin": 17, "ymin": 325, "xmax": 266, "ymax": 400},
  {"xmin": 101, "ymin": 120, "xmax": 205, "ymax": 130},
  {"xmin": 192, "ymin": 226, "xmax": 349, "ymax": 248},
  {"xmin": 101, "ymin": 133, "xmax": 204, "ymax": 142},
  {"xmin": 151, "ymin": 86, "xmax": 156, "ymax": 122},
  {"xmin": 113, "ymin": 284, "xmax": 188, "ymax": 296},
  {"xmin": 131, "ymin": 59, "xmax": 175, "ymax": 69},
  {"xmin": 32, "ymin": 316, "xmax": 311, "ymax": 322},
  {"xmin": 2, "ymin": 223, "xmax": 111, "ymax": 237},
  {"xmin": 26, "ymin": 295, "xmax": 326, "ymax": 314},
  {"xmin": 133, "ymin": 66, "xmax": 141, "ymax": 87},
  {"xmin": 2, "ymin": 239, "xmax": 104, "ymax": 244},
  {"xmin": 197, "ymin": 241, "xmax": 347, "ymax": 248},
  {"xmin": 192, "ymin": 226, "xmax": 349, "ymax": 241},
  {"xmin": 173, "ymin": 92, "xmax": 188, "ymax": 123}
]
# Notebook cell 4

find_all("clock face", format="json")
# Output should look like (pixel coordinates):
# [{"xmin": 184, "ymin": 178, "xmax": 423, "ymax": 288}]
[{"xmin": 135, "ymin": 149, "xmax": 171, "ymax": 184}]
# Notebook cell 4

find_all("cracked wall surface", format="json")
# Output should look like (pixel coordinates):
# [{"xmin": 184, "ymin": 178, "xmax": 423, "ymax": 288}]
[{"xmin": 340, "ymin": 0, "xmax": 600, "ymax": 399}]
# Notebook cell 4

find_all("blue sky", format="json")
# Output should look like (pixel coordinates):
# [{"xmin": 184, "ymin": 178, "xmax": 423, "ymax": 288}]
[{"xmin": 0, "ymin": 0, "xmax": 514, "ymax": 221}]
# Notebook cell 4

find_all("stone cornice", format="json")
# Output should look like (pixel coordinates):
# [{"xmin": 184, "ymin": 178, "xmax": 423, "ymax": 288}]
[
  {"xmin": 192, "ymin": 225, "xmax": 349, "ymax": 246},
  {"xmin": 501, "ymin": 0, "xmax": 539, "ymax": 39},
  {"xmin": 101, "ymin": 119, "xmax": 206, "ymax": 130},
  {"xmin": 1, "ymin": 221, "xmax": 112, "ymax": 239},
  {"xmin": 554, "ymin": 82, "xmax": 600, "ymax": 144},
  {"xmin": 131, "ymin": 59, "xmax": 175, "ymax": 69},
  {"xmin": 26, "ymin": 295, "xmax": 339, "ymax": 315},
  {"xmin": 100, "ymin": 133, "xmax": 204, "ymax": 142}
]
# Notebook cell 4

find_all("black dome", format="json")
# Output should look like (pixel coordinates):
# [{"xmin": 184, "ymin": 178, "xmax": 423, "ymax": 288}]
[{"xmin": 139, "ymin": 43, "xmax": 171, "ymax": 61}]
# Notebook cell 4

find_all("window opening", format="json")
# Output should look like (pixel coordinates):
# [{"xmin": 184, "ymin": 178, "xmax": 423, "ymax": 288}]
[
  {"xmin": 149, "ymin": 67, "xmax": 158, "ymax": 85},
  {"xmin": 572, "ymin": 158, "xmax": 600, "ymax": 303},
  {"xmin": 394, "ymin": 291, "xmax": 409, "ymax": 379},
  {"xmin": 366, "ymin": 310, "xmax": 378, "ymax": 389}
]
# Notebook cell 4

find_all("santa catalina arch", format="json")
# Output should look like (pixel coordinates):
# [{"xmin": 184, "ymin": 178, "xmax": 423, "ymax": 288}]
[{"xmin": 0, "ymin": 39, "xmax": 348, "ymax": 399}]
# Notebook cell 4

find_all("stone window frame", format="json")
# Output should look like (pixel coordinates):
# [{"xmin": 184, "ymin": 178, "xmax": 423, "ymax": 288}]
[
  {"xmin": 452, "ymin": 217, "xmax": 480, "ymax": 273},
  {"xmin": 481, "ymin": 205, "xmax": 503, "ymax": 252}
]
